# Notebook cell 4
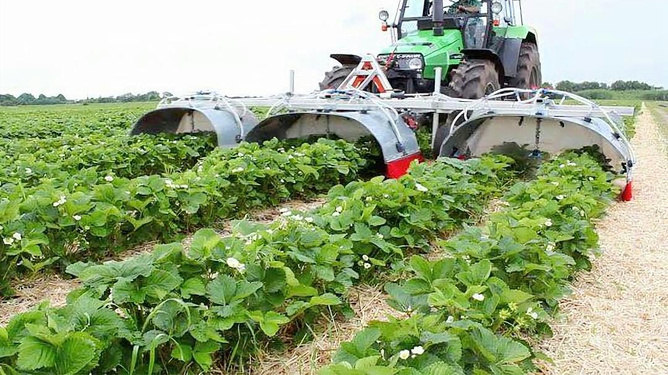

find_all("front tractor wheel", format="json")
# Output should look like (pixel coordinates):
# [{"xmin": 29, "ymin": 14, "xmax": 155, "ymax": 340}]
[{"xmin": 447, "ymin": 59, "xmax": 501, "ymax": 99}]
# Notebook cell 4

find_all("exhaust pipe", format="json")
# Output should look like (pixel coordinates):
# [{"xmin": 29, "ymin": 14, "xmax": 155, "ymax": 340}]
[{"xmin": 433, "ymin": 0, "xmax": 444, "ymax": 36}]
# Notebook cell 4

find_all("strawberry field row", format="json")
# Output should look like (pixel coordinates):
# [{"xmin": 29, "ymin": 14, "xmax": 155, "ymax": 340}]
[
  {"xmin": 0, "ymin": 139, "xmax": 367, "ymax": 296},
  {"xmin": 321, "ymin": 152, "xmax": 617, "ymax": 375},
  {"xmin": 0, "ymin": 133, "xmax": 218, "ymax": 188},
  {"xmin": 0, "ymin": 154, "xmax": 516, "ymax": 374}
]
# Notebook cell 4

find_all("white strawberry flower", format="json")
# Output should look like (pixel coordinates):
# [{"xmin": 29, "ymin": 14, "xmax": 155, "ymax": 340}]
[
  {"xmin": 472, "ymin": 293, "xmax": 485, "ymax": 301},
  {"xmin": 25, "ymin": 167, "xmax": 32, "ymax": 174},
  {"xmin": 104, "ymin": 175, "xmax": 114, "ymax": 182},
  {"xmin": 335, "ymin": 206, "xmax": 343, "ymax": 213},
  {"xmin": 232, "ymin": 167, "xmax": 245, "ymax": 173},
  {"xmin": 544, "ymin": 219, "xmax": 553, "ymax": 227},
  {"xmin": 588, "ymin": 177, "xmax": 594, "ymax": 181},
  {"xmin": 398, "ymin": 350, "xmax": 411, "ymax": 360},
  {"xmin": 332, "ymin": 212, "xmax": 340, "ymax": 217},
  {"xmin": 73, "ymin": 215, "xmax": 82, "ymax": 221},
  {"xmin": 556, "ymin": 195, "xmax": 565, "ymax": 200},
  {"xmin": 364, "ymin": 262, "xmax": 371, "ymax": 269},
  {"xmin": 446, "ymin": 315, "xmax": 455, "ymax": 323},
  {"xmin": 376, "ymin": 233, "xmax": 384, "ymax": 239},
  {"xmin": 559, "ymin": 164, "xmax": 565, "ymax": 168},
  {"xmin": 3, "ymin": 237, "xmax": 13, "ymax": 245},
  {"xmin": 362, "ymin": 254, "xmax": 369, "ymax": 261},
  {"xmin": 526, "ymin": 307, "xmax": 538, "ymax": 319},
  {"xmin": 365, "ymin": 196, "xmax": 373, "ymax": 202},
  {"xmin": 411, "ymin": 346, "xmax": 425, "ymax": 356},
  {"xmin": 415, "ymin": 183, "xmax": 428, "ymax": 192},
  {"xmin": 546, "ymin": 242, "xmax": 555, "ymax": 252},
  {"xmin": 226, "ymin": 257, "xmax": 245, "ymax": 272},
  {"xmin": 383, "ymin": 194, "xmax": 389, "ymax": 198}
]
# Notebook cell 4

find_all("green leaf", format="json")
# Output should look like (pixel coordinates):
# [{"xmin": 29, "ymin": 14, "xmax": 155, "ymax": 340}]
[
  {"xmin": 409, "ymin": 256, "xmax": 432, "ymax": 281},
  {"xmin": 207, "ymin": 275, "xmax": 237, "ymax": 305},
  {"xmin": 310, "ymin": 293, "xmax": 342, "ymax": 306},
  {"xmin": 171, "ymin": 343, "xmax": 193, "ymax": 362},
  {"xmin": 188, "ymin": 229, "xmax": 220, "ymax": 260},
  {"xmin": 16, "ymin": 336, "xmax": 57, "ymax": 371},
  {"xmin": 193, "ymin": 341, "xmax": 220, "ymax": 370},
  {"xmin": 55, "ymin": 333, "xmax": 98, "ymax": 375},
  {"xmin": 259, "ymin": 312, "xmax": 290, "ymax": 337},
  {"xmin": 181, "ymin": 277, "xmax": 207, "ymax": 298},
  {"xmin": 111, "ymin": 278, "xmax": 146, "ymax": 304},
  {"xmin": 367, "ymin": 216, "xmax": 387, "ymax": 226},
  {"xmin": 144, "ymin": 269, "xmax": 183, "ymax": 300},
  {"xmin": 0, "ymin": 327, "xmax": 17, "ymax": 358},
  {"xmin": 232, "ymin": 281, "xmax": 263, "ymax": 301}
]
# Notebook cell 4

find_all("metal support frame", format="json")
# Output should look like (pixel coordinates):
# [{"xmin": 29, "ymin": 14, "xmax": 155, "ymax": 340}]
[{"xmin": 337, "ymin": 54, "xmax": 394, "ymax": 93}]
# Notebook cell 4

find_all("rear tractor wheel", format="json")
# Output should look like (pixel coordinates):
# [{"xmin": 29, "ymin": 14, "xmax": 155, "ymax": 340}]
[
  {"xmin": 509, "ymin": 42, "xmax": 542, "ymax": 90},
  {"xmin": 431, "ymin": 59, "xmax": 501, "ymax": 157}
]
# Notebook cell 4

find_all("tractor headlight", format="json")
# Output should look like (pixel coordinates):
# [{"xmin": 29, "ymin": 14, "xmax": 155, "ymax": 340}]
[
  {"xmin": 379, "ymin": 10, "xmax": 389, "ymax": 22},
  {"xmin": 408, "ymin": 58, "xmax": 423, "ymax": 70},
  {"xmin": 491, "ymin": 2, "xmax": 503, "ymax": 14}
]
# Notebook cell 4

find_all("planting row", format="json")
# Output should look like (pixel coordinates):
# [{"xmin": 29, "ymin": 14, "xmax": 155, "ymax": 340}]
[
  {"xmin": 0, "ymin": 155, "xmax": 516, "ymax": 374},
  {"xmin": 321, "ymin": 152, "xmax": 617, "ymax": 375},
  {"xmin": 0, "ymin": 139, "xmax": 367, "ymax": 296},
  {"xmin": 0, "ymin": 133, "xmax": 218, "ymax": 188},
  {"xmin": 0, "ymin": 104, "xmax": 152, "ymax": 139}
]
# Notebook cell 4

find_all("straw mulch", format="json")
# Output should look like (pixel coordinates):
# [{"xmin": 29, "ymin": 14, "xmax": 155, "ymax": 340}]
[{"xmin": 538, "ymin": 104, "xmax": 668, "ymax": 374}]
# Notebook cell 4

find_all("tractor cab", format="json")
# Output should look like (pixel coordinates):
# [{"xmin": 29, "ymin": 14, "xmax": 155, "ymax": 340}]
[{"xmin": 320, "ymin": 0, "xmax": 538, "ymax": 98}]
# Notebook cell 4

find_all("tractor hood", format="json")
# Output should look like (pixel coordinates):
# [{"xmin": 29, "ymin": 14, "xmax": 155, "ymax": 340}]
[
  {"xmin": 378, "ymin": 29, "xmax": 464, "ymax": 79},
  {"xmin": 378, "ymin": 29, "xmax": 462, "ymax": 58}
]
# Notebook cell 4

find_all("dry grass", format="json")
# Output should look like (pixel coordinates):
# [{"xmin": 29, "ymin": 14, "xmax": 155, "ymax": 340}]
[
  {"xmin": 538, "ymin": 104, "xmax": 668, "ymax": 374},
  {"xmin": 246, "ymin": 285, "xmax": 406, "ymax": 375},
  {"xmin": 0, "ymin": 273, "xmax": 79, "ymax": 325},
  {"xmin": 0, "ymin": 198, "xmax": 326, "ymax": 325}
]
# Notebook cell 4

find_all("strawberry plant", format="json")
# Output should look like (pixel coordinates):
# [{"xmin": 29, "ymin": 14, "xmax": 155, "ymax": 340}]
[
  {"xmin": 321, "ymin": 152, "xmax": 618, "ymax": 375},
  {"xmin": 0, "ymin": 155, "xmax": 517, "ymax": 373},
  {"xmin": 0, "ymin": 139, "xmax": 367, "ymax": 296}
]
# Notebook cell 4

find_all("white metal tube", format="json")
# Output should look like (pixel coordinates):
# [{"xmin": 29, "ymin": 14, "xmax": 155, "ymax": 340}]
[
  {"xmin": 289, "ymin": 70, "xmax": 295, "ymax": 94},
  {"xmin": 431, "ymin": 67, "xmax": 443, "ymax": 149}
]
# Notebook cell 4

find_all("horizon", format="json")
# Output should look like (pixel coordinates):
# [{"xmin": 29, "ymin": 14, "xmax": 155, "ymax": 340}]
[{"xmin": 1, "ymin": 0, "xmax": 667, "ymax": 99}]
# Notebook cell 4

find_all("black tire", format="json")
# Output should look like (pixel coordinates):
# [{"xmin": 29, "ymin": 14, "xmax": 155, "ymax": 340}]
[
  {"xmin": 509, "ymin": 42, "xmax": 541, "ymax": 90},
  {"xmin": 431, "ymin": 59, "xmax": 501, "ymax": 157},
  {"xmin": 447, "ymin": 59, "xmax": 501, "ymax": 99},
  {"xmin": 319, "ymin": 66, "xmax": 355, "ymax": 90}
]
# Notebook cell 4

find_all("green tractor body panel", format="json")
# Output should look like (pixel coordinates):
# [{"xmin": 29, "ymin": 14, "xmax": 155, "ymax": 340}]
[
  {"xmin": 494, "ymin": 24, "xmax": 537, "ymax": 42},
  {"xmin": 377, "ymin": 29, "xmax": 464, "ymax": 80}
]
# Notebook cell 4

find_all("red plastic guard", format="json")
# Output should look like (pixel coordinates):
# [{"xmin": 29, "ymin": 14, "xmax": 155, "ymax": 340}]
[
  {"xmin": 386, "ymin": 153, "xmax": 424, "ymax": 179},
  {"xmin": 621, "ymin": 181, "xmax": 633, "ymax": 202}
]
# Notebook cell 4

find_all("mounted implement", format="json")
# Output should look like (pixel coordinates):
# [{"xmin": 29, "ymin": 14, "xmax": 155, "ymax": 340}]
[
  {"xmin": 131, "ymin": 92, "xmax": 258, "ymax": 148},
  {"xmin": 130, "ymin": 0, "xmax": 637, "ymax": 200}
]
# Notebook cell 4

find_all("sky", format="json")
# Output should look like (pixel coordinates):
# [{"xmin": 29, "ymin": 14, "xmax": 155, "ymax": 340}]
[{"xmin": 1, "ymin": 0, "xmax": 666, "ymax": 99}]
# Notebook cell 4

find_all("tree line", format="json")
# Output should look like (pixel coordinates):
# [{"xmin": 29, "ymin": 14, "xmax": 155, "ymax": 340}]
[
  {"xmin": 0, "ymin": 91, "xmax": 167, "ymax": 106},
  {"xmin": 542, "ymin": 80, "xmax": 663, "ymax": 92}
]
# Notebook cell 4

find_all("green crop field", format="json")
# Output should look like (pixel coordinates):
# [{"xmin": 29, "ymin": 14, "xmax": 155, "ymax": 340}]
[{"xmin": 0, "ymin": 102, "xmax": 633, "ymax": 374}]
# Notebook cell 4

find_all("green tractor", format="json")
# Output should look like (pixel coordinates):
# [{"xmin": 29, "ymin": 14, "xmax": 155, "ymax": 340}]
[{"xmin": 320, "ymin": 0, "xmax": 541, "ymax": 99}]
